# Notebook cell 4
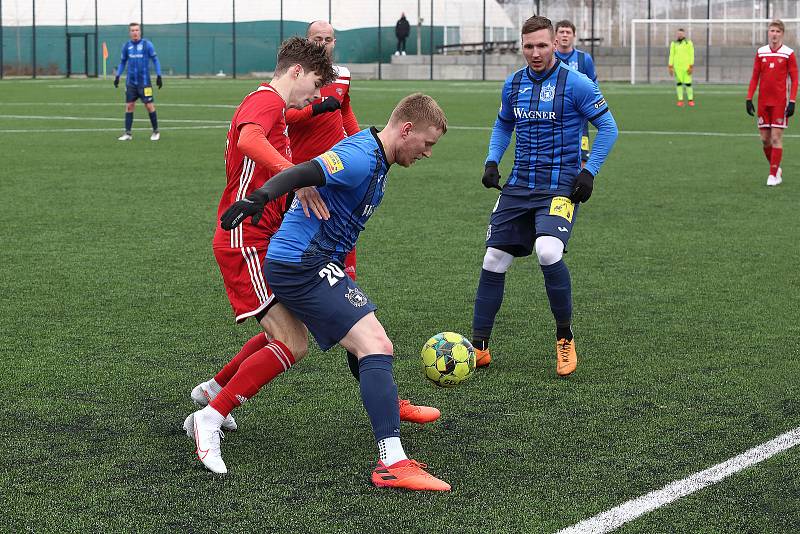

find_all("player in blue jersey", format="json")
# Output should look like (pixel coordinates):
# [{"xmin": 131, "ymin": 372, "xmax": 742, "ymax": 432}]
[
  {"xmin": 207, "ymin": 93, "xmax": 452, "ymax": 491},
  {"xmin": 472, "ymin": 16, "xmax": 618, "ymax": 376},
  {"xmin": 114, "ymin": 23, "xmax": 162, "ymax": 141},
  {"xmin": 554, "ymin": 20, "xmax": 598, "ymax": 164}
]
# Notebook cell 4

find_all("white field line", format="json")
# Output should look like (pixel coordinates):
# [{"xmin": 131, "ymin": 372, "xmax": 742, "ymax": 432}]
[
  {"xmin": 0, "ymin": 102, "xmax": 238, "ymax": 109},
  {"xmin": 557, "ymin": 426, "xmax": 800, "ymax": 534},
  {"xmin": 0, "ymin": 114, "xmax": 228, "ymax": 124},
  {"xmin": 0, "ymin": 125, "xmax": 226, "ymax": 133}
]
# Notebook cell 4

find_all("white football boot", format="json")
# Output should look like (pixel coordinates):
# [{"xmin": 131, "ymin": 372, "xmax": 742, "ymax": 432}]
[
  {"xmin": 191, "ymin": 380, "xmax": 238, "ymax": 431},
  {"xmin": 117, "ymin": 132, "xmax": 132, "ymax": 141},
  {"xmin": 184, "ymin": 408, "xmax": 227, "ymax": 474},
  {"xmin": 150, "ymin": 130, "xmax": 160, "ymax": 141},
  {"xmin": 775, "ymin": 167, "xmax": 783, "ymax": 185},
  {"xmin": 766, "ymin": 175, "xmax": 777, "ymax": 186}
]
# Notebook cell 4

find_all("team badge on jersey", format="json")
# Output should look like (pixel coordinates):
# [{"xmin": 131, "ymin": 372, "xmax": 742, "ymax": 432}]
[
  {"xmin": 569, "ymin": 60, "xmax": 579, "ymax": 70},
  {"xmin": 540, "ymin": 83, "xmax": 556, "ymax": 102},
  {"xmin": 549, "ymin": 196, "xmax": 574, "ymax": 222},
  {"xmin": 346, "ymin": 287, "xmax": 368, "ymax": 307},
  {"xmin": 320, "ymin": 151, "xmax": 345, "ymax": 174}
]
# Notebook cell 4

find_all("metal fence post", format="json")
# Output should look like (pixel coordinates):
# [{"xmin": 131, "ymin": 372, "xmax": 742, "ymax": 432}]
[
  {"xmin": 185, "ymin": 0, "xmax": 189, "ymax": 78},
  {"xmin": 429, "ymin": 0, "xmax": 433, "ymax": 80},
  {"xmin": 232, "ymin": 0, "xmax": 236, "ymax": 78},
  {"xmin": 482, "ymin": 0, "xmax": 485, "ymax": 81},
  {"xmin": 32, "ymin": 0, "xmax": 36, "ymax": 78},
  {"xmin": 378, "ymin": 0, "xmax": 382, "ymax": 80}
]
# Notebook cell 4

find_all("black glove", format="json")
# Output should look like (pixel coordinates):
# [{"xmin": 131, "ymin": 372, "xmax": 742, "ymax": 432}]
[
  {"xmin": 311, "ymin": 97, "xmax": 341, "ymax": 116},
  {"xmin": 746, "ymin": 99, "xmax": 755, "ymax": 116},
  {"xmin": 570, "ymin": 169, "xmax": 595, "ymax": 203},
  {"xmin": 220, "ymin": 190, "xmax": 269, "ymax": 230},
  {"xmin": 482, "ymin": 161, "xmax": 502, "ymax": 190},
  {"xmin": 114, "ymin": 76, "xmax": 120, "ymax": 88},
  {"xmin": 156, "ymin": 75, "xmax": 163, "ymax": 89},
  {"xmin": 787, "ymin": 101, "xmax": 795, "ymax": 117}
]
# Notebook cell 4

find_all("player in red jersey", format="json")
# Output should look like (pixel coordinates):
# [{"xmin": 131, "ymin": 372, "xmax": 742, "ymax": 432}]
[
  {"xmin": 285, "ymin": 21, "xmax": 440, "ymax": 425},
  {"xmin": 746, "ymin": 19, "xmax": 798, "ymax": 186},
  {"xmin": 183, "ymin": 37, "xmax": 336, "ymax": 474}
]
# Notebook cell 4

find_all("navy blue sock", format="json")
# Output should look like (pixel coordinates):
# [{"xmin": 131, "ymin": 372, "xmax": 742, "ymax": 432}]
[
  {"xmin": 148, "ymin": 111, "xmax": 158, "ymax": 131},
  {"xmin": 541, "ymin": 260, "xmax": 573, "ymax": 339},
  {"xmin": 472, "ymin": 268, "xmax": 506, "ymax": 343},
  {"xmin": 358, "ymin": 355, "xmax": 399, "ymax": 441},
  {"xmin": 124, "ymin": 112, "xmax": 133, "ymax": 133}
]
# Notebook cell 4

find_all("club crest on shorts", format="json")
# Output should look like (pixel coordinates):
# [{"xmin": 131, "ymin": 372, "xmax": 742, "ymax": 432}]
[
  {"xmin": 346, "ymin": 287, "xmax": 368, "ymax": 307},
  {"xmin": 540, "ymin": 83, "xmax": 556, "ymax": 102}
]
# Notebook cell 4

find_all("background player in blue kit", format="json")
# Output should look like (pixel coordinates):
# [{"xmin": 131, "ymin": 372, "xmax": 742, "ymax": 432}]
[
  {"xmin": 114, "ymin": 23, "xmax": 162, "ymax": 141},
  {"xmin": 472, "ymin": 16, "xmax": 618, "ymax": 376},
  {"xmin": 554, "ymin": 19, "xmax": 598, "ymax": 164},
  {"xmin": 213, "ymin": 93, "xmax": 452, "ymax": 491}
]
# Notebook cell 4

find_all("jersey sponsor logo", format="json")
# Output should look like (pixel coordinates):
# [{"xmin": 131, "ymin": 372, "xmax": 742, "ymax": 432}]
[
  {"xmin": 320, "ymin": 151, "xmax": 344, "ymax": 174},
  {"xmin": 513, "ymin": 108, "xmax": 556, "ymax": 120},
  {"xmin": 345, "ymin": 287, "xmax": 369, "ymax": 307},
  {"xmin": 540, "ymin": 83, "xmax": 556, "ymax": 102},
  {"xmin": 594, "ymin": 97, "xmax": 606, "ymax": 109},
  {"xmin": 518, "ymin": 86, "xmax": 532, "ymax": 94},
  {"xmin": 549, "ymin": 196, "xmax": 574, "ymax": 223}
]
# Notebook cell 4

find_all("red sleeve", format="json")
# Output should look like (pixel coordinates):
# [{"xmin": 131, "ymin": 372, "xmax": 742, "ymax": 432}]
[
  {"xmin": 747, "ymin": 54, "xmax": 760, "ymax": 100},
  {"xmin": 789, "ymin": 53, "xmax": 798, "ymax": 101},
  {"xmin": 238, "ymin": 123, "xmax": 293, "ymax": 174},
  {"xmin": 235, "ymin": 92, "xmax": 283, "ymax": 133},
  {"xmin": 285, "ymin": 104, "xmax": 314, "ymax": 124},
  {"xmin": 341, "ymin": 92, "xmax": 360, "ymax": 136}
]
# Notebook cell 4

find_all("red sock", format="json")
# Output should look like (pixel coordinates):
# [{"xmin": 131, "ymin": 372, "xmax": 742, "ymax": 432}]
[
  {"xmin": 210, "ymin": 340, "xmax": 295, "ymax": 417},
  {"xmin": 763, "ymin": 145, "xmax": 773, "ymax": 162},
  {"xmin": 214, "ymin": 333, "xmax": 270, "ymax": 387},
  {"xmin": 770, "ymin": 147, "xmax": 783, "ymax": 176}
]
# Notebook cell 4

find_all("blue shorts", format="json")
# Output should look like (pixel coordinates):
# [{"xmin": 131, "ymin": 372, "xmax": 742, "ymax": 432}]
[
  {"xmin": 486, "ymin": 186, "xmax": 579, "ymax": 257},
  {"xmin": 264, "ymin": 259, "xmax": 377, "ymax": 351},
  {"xmin": 125, "ymin": 84, "xmax": 154, "ymax": 103}
]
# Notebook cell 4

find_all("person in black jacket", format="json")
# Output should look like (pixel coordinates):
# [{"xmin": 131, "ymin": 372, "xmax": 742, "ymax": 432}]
[{"xmin": 395, "ymin": 13, "xmax": 410, "ymax": 56}]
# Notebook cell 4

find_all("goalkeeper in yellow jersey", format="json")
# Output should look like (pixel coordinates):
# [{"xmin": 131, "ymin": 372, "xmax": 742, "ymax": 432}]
[{"xmin": 668, "ymin": 28, "xmax": 695, "ymax": 107}]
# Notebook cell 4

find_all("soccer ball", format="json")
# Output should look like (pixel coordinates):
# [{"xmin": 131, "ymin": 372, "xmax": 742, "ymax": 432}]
[{"xmin": 421, "ymin": 332, "xmax": 476, "ymax": 387}]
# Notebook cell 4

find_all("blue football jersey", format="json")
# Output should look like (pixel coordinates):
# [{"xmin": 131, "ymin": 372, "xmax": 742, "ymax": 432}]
[
  {"xmin": 267, "ymin": 127, "xmax": 390, "ymax": 265},
  {"xmin": 498, "ymin": 61, "xmax": 608, "ymax": 194},
  {"xmin": 554, "ymin": 48, "xmax": 597, "ymax": 82},
  {"xmin": 117, "ymin": 39, "xmax": 161, "ymax": 87}
]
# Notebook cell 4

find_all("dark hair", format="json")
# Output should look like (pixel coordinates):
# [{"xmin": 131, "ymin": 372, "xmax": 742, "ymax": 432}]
[
  {"xmin": 521, "ymin": 15, "xmax": 554, "ymax": 37},
  {"xmin": 677, "ymin": 28, "xmax": 685, "ymax": 32},
  {"xmin": 275, "ymin": 36, "xmax": 336, "ymax": 85},
  {"xmin": 129, "ymin": 22, "xmax": 140, "ymax": 28},
  {"xmin": 555, "ymin": 20, "xmax": 576, "ymax": 34}
]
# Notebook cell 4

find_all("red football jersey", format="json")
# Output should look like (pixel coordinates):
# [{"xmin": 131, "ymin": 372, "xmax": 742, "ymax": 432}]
[
  {"xmin": 286, "ymin": 65, "xmax": 360, "ymax": 163},
  {"xmin": 748, "ymin": 44, "xmax": 799, "ymax": 106},
  {"xmin": 214, "ymin": 84, "xmax": 290, "ymax": 249}
]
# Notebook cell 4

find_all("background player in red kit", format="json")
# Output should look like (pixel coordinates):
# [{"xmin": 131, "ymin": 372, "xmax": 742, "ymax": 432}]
[
  {"xmin": 183, "ymin": 37, "xmax": 336, "ymax": 473},
  {"xmin": 746, "ymin": 19, "xmax": 798, "ymax": 186},
  {"xmin": 285, "ymin": 20, "xmax": 440, "ymax": 425}
]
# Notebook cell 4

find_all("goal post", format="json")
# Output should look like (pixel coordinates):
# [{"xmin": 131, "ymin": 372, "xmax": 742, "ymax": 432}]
[{"xmin": 630, "ymin": 18, "xmax": 800, "ymax": 85}]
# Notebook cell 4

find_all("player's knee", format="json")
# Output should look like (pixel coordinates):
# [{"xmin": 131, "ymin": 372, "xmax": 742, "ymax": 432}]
[
  {"xmin": 482, "ymin": 247, "xmax": 514, "ymax": 273},
  {"xmin": 534, "ymin": 236, "xmax": 564, "ymax": 266}
]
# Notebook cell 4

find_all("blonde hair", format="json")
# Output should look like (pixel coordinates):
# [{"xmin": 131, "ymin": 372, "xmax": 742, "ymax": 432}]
[
  {"xmin": 769, "ymin": 19, "xmax": 785, "ymax": 33},
  {"xmin": 389, "ymin": 93, "xmax": 447, "ymax": 134}
]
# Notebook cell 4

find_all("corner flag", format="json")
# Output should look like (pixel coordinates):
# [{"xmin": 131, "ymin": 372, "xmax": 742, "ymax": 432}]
[{"xmin": 102, "ymin": 42, "xmax": 109, "ymax": 78}]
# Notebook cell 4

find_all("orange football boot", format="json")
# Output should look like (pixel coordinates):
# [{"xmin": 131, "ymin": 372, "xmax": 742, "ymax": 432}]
[
  {"xmin": 475, "ymin": 347, "xmax": 492, "ymax": 367},
  {"xmin": 688, "ymin": 100, "xmax": 695, "ymax": 107},
  {"xmin": 556, "ymin": 338, "xmax": 577, "ymax": 376},
  {"xmin": 371, "ymin": 459, "xmax": 451, "ymax": 491},
  {"xmin": 677, "ymin": 101, "xmax": 685, "ymax": 107},
  {"xmin": 399, "ymin": 399, "xmax": 441, "ymax": 424}
]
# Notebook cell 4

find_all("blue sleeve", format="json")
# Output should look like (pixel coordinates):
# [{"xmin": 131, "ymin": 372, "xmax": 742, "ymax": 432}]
[
  {"xmin": 584, "ymin": 110, "xmax": 617, "ymax": 177},
  {"xmin": 148, "ymin": 41, "xmax": 162, "ymax": 76},
  {"xmin": 585, "ymin": 54, "xmax": 597, "ymax": 82},
  {"xmin": 486, "ymin": 79, "xmax": 515, "ymax": 164},
  {"xmin": 116, "ymin": 43, "xmax": 128, "ymax": 77},
  {"xmin": 313, "ymin": 142, "xmax": 371, "ymax": 189}
]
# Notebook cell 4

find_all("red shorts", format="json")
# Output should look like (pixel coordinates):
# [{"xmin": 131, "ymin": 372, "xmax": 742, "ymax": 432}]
[
  {"xmin": 758, "ymin": 101, "xmax": 789, "ymax": 129},
  {"xmin": 214, "ymin": 244, "xmax": 275, "ymax": 323}
]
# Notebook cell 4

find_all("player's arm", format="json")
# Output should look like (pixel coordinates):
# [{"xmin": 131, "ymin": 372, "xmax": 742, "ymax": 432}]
[
  {"xmin": 285, "ymin": 97, "xmax": 341, "ymax": 124},
  {"xmin": 668, "ymin": 42, "xmax": 675, "ymax": 75},
  {"xmin": 341, "ymin": 92, "xmax": 361, "ymax": 135},
  {"xmin": 746, "ymin": 54, "xmax": 761, "ymax": 115},
  {"xmin": 114, "ymin": 44, "xmax": 128, "ymax": 87},
  {"xmin": 483, "ymin": 79, "xmax": 515, "ymax": 190},
  {"xmin": 221, "ymin": 161, "xmax": 326, "ymax": 229},
  {"xmin": 788, "ymin": 53, "xmax": 798, "ymax": 117},
  {"xmin": 237, "ymin": 123, "xmax": 293, "ymax": 174},
  {"xmin": 687, "ymin": 40, "xmax": 694, "ymax": 74},
  {"xmin": 573, "ymin": 82, "xmax": 619, "ymax": 203},
  {"xmin": 149, "ymin": 41, "xmax": 163, "ymax": 88}
]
